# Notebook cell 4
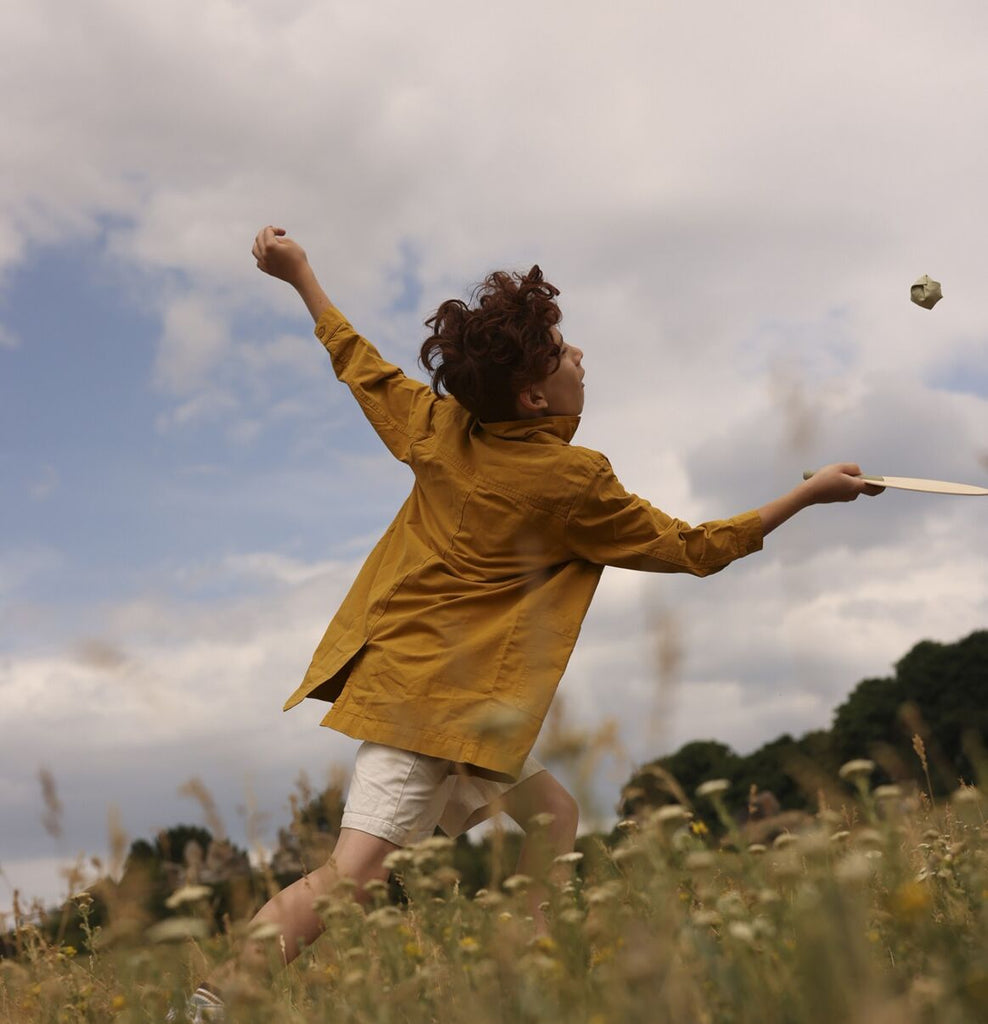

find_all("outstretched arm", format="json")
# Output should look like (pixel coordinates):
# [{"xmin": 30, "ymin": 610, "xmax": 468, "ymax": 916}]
[
  {"xmin": 757, "ymin": 462, "xmax": 883, "ymax": 535},
  {"xmin": 566, "ymin": 459, "xmax": 882, "ymax": 576},
  {"xmin": 252, "ymin": 225, "xmax": 332, "ymax": 321}
]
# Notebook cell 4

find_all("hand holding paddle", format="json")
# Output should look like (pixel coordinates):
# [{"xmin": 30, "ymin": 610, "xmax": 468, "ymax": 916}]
[
  {"xmin": 800, "ymin": 463, "xmax": 886, "ymax": 503},
  {"xmin": 758, "ymin": 463, "xmax": 882, "ymax": 536},
  {"xmin": 803, "ymin": 469, "xmax": 988, "ymax": 496}
]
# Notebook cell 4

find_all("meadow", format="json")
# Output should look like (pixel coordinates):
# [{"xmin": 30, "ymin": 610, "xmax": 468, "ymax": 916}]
[{"xmin": 2, "ymin": 743, "xmax": 986, "ymax": 1024}]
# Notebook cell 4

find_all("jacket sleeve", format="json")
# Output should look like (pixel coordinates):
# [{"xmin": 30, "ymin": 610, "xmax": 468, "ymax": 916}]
[
  {"xmin": 315, "ymin": 305, "xmax": 438, "ymax": 463},
  {"xmin": 564, "ymin": 455, "xmax": 763, "ymax": 575}
]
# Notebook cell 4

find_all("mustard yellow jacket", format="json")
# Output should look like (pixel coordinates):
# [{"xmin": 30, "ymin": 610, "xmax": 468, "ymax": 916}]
[{"xmin": 284, "ymin": 306, "xmax": 764, "ymax": 779}]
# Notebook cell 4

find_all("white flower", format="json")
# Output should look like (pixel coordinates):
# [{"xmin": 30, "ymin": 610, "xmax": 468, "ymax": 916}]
[
  {"xmin": 684, "ymin": 851, "xmax": 716, "ymax": 872},
  {"xmin": 164, "ymin": 884, "xmax": 212, "ymax": 909},
  {"xmin": 652, "ymin": 804, "xmax": 691, "ymax": 825},
  {"xmin": 147, "ymin": 917, "xmax": 211, "ymax": 943},
  {"xmin": 696, "ymin": 779, "xmax": 730, "ymax": 799},
  {"xmin": 247, "ymin": 921, "xmax": 282, "ymax": 941},
  {"xmin": 382, "ymin": 849, "xmax": 415, "ymax": 871},
  {"xmin": 772, "ymin": 832, "xmax": 799, "ymax": 849},
  {"xmin": 366, "ymin": 906, "xmax": 403, "ymax": 928},
  {"xmin": 838, "ymin": 759, "xmax": 875, "ymax": 782}
]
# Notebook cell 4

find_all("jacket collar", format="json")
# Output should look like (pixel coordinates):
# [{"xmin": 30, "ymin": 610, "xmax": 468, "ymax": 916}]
[{"xmin": 478, "ymin": 414, "xmax": 581, "ymax": 444}]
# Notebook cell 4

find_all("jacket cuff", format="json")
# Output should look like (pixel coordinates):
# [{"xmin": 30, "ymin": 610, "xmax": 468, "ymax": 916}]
[
  {"xmin": 314, "ymin": 305, "xmax": 350, "ymax": 351},
  {"xmin": 732, "ymin": 509, "xmax": 765, "ymax": 556}
]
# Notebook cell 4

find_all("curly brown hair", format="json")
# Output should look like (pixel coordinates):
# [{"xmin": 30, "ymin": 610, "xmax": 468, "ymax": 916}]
[{"xmin": 419, "ymin": 265, "xmax": 562, "ymax": 421}]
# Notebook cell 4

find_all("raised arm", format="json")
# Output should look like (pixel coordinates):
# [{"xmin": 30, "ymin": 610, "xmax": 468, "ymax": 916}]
[{"xmin": 251, "ymin": 226, "xmax": 439, "ymax": 462}]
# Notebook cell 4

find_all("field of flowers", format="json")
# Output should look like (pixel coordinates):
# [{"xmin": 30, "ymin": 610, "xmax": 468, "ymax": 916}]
[{"xmin": 2, "ymin": 758, "xmax": 987, "ymax": 1024}]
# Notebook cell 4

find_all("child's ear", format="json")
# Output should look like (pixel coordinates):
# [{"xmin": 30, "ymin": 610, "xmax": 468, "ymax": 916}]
[{"xmin": 517, "ymin": 386, "xmax": 548, "ymax": 414}]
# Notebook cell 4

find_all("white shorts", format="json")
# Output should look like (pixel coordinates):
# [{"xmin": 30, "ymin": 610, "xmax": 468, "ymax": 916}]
[{"xmin": 340, "ymin": 741, "xmax": 545, "ymax": 847}]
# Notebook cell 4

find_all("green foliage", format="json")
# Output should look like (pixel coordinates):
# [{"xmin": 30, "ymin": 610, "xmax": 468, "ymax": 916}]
[{"xmin": 624, "ymin": 630, "xmax": 988, "ymax": 820}]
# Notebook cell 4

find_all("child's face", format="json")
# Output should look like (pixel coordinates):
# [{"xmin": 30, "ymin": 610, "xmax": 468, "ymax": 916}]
[{"xmin": 536, "ymin": 327, "xmax": 585, "ymax": 417}]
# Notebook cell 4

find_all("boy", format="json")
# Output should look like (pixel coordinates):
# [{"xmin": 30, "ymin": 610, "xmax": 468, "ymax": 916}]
[{"xmin": 179, "ymin": 225, "xmax": 880, "ymax": 1019}]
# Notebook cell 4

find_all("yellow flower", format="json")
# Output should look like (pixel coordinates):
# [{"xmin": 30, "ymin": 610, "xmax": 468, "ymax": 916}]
[
  {"xmin": 110, "ymin": 994, "xmax": 127, "ymax": 1012},
  {"xmin": 690, "ymin": 820, "xmax": 709, "ymax": 836},
  {"xmin": 459, "ymin": 936, "xmax": 479, "ymax": 954},
  {"xmin": 892, "ymin": 882, "xmax": 931, "ymax": 922},
  {"xmin": 403, "ymin": 941, "xmax": 423, "ymax": 959}
]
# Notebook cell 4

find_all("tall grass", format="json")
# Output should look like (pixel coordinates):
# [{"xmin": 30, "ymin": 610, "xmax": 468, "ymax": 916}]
[{"xmin": 2, "ymin": 761, "xmax": 986, "ymax": 1024}]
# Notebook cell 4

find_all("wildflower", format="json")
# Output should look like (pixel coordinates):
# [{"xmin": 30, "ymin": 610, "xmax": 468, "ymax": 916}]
[
  {"xmin": 366, "ymin": 906, "xmax": 403, "ymax": 929},
  {"xmin": 247, "ymin": 921, "xmax": 282, "ymax": 941},
  {"xmin": 747, "ymin": 843, "xmax": 767, "ymax": 855},
  {"xmin": 651, "ymin": 802, "xmax": 692, "ymax": 827},
  {"xmin": 829, "ymin": 830, "xmax": 851, "ymax": 844},
  {"xmin": 585, "ymin": 881, "xmax": 623, "ymax": 905},
  {"xmin": 529, "ymin": 812, "xmax": 556, "ymax": 828},
  {"xmin": 690, "ymin": 820, "xmax": 709, "ymax": 836},
  {"xmin": 838, "ymin": 759, "xmax": 875, "ymax": 782},
  {"xmin": 474, "ymin": 889, "xmax": 504, "ymax": 909},
  {"xmin": 873, "ymin": 784, "xmax": 902, "ymax": 801},
  {"xmin": 684, "ymin": 851, "xmax": 716, "ymax": 872},
  {"xmin": 772, "ymin": 832, "xmax": 798, "ymax": 849},
  {"xmin": 952, "ymin": 785, "xmax": 981, "ymax": 805},
  {"xmin": 403, "ymin": 941, "xmax": 423, "ymax": 959},
  {"xmin": 164, "ymin": 884, "xmax": 212, "ymax": 909},
  {"xmin": 892, "ymin": 881, "xmax": 931, "ymax": 922},
  {"xmin": 110, "ymin": 994, "xmax": 127, "ymax": 1013},
  {"xmin": 459, "ymin": 936, "xmax": 480, "ymax": 954},
  {"xmin": 553, "ymin": 851, "xmax": 584, "ymax": 866},
  {"xmin": 854, "ymin": 828, "xmax": 883, "ymax": 849},
  {"xmin": 503, "ymin": 874, "xmax": 532, "ymax": 892},
  {"xmin": 696, "ymin": 779, "xmax": 729, "ymax": 799},
  {"xmin": 616, "ymin": 818, "xmax": 639, "ymax": 835},
  {"xmin": 414, "ymin": 835, "xmax": 455, "ymax": 853},
  {"xmin": 382, "ymin": 849, "xmax": 415, "ymax": 871},
  {"xmin": 147, "ymin": 917, "xmax": 210, "ymax": 943},
  {"xmin": 691, "ymin": 909, "xmax": 722, "ymax": 927},
  {"xmin": 715, "ymin": 892, "xmax": 747, "ymax": 918},
  {"xmin": 71, "ymin": 891, "xmax": 94, "ymax": 911},
  {"xmin": 835, "ymin": 852, "xmax": 874, "ymax": 885},
  {"xmin": 727, "ymin": 921, "xmax": 755, "ymax": 944},
  {"xmin": 611, "ymin": 843, "xmax": 643, "ymax": 864}
]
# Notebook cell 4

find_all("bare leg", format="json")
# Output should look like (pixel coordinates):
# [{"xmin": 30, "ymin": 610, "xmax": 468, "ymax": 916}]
[
  {"xmin": 237, "ymin": 827, "xmax": 398, "ymax": 972},
  {"xmin": 500, "ymin": 772, "xmax": 579, "ymax": 934}
]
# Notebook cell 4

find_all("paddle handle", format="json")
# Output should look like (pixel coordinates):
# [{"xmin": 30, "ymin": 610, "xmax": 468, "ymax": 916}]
[{"xmin": 802, "ymin": 470, "xmax": 885, "ymax": 484}]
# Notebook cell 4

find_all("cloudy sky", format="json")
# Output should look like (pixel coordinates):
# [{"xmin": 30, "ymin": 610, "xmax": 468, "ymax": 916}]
[{"xmin": 3, "ymin": 0, "xmax": 987, "ymax": 916}]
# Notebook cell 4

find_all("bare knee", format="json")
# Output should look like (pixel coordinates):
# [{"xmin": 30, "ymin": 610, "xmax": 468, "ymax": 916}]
[{"xmin": 330, "ymin": 827, "xmax": 398, "ymax": 889}]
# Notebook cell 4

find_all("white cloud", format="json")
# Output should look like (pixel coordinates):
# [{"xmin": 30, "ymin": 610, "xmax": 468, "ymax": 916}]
[{"xmin": 153, "ymin": 294, "xmax": 232, "ymax": 395}]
